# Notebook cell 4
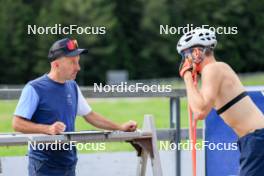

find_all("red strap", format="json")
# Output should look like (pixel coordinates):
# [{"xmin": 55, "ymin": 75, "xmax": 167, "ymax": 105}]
[
  {"xmin": 188, "ymin": 73, "xmax": 198, "ymax": 176},
  {"xmin": 188, "ymin": 105, "xmax": 197, "ymax": 176}
]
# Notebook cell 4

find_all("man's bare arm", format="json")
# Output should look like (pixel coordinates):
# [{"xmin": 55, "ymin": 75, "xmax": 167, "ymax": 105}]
[
  {"xmin": 83, "ymin": 111, "xmax": 137, "ymax": 132},
  {"xmin": 12, "ymin": 116, "xmax": 66, "ymax": 135},
  {"xmin": 184, "ymin": 65, "xmax": 221, "ymax": 119}
]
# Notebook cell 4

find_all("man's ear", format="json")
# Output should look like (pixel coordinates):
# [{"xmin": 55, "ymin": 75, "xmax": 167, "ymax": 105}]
[
  {"xmin": 55, "ymin": 62, "xmax": 59, "ymax": 68},
  {"xmin": 51, "ymin": 60, "xmax": 59, "ymax": 68}
]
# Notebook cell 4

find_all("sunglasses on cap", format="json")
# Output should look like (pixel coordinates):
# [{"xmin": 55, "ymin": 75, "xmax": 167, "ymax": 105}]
[
  {"xmin": 66, "ymin": 39, "xmax": 78, "ymax": 51},
  {"xmin": 51, "ymin": 39, "xmax": 79, "ymax": 53}
]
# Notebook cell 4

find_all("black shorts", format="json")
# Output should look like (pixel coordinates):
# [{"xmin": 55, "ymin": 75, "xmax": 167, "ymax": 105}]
[{"xmin": 238, "ymin": 128, "xmax": 264, "ymax": 176}]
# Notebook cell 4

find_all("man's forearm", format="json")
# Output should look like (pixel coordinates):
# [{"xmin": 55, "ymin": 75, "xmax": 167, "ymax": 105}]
[
  {"xmin": 13, "ymin": 116, "xmax": 50, "ymax": 134},
  {"xmin": 184, "ymin": 73, "xmax": 206, "ymax": 113},
  {"xmin": 84, "ymin": 112, "xmax": 122, "ymax": 131}
]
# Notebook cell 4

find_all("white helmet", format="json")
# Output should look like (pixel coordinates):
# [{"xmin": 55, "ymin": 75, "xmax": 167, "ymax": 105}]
[{"xmin": 177, "ymin": 28, "xmax": 217, "ymax": 54}]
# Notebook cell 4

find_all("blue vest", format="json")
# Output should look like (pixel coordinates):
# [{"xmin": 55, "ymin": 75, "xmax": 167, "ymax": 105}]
[{"xmin": 28, "ymin": 74, "xmax": 78, "ymax": 167}]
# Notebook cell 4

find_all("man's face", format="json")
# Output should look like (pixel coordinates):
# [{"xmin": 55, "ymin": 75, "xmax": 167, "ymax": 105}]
[
  {"xmin": 56, "ymin": 55, "xmax": 81, "ymax": 80},
  {"xmin": 191, "ymin": 47, "xmax": 204, "ymax": 64},
  {"xmin": 181, "ymin": 47, "xmax": 204, "ymax": 74}
]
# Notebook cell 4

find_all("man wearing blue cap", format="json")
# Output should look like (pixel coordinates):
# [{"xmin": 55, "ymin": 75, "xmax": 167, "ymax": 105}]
[{"xmin": 12, "ymin": 38, "xmax": 137, "ymax": 176}]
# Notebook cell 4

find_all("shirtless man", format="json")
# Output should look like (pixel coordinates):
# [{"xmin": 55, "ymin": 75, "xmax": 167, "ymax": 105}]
[{"xmin": 177, "ymin": 28, "xmax": 264, "ymax": 176}]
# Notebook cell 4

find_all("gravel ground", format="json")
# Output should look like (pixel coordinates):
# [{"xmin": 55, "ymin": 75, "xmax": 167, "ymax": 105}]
[{"xmin": 0, "ymin": 150, "xmax": 205, "ymax": 176}]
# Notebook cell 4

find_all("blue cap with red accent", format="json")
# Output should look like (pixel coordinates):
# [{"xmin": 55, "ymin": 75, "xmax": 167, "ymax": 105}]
[{"xmin": 48, "ymin": 38, "xmax": 88, "ymax": 61}]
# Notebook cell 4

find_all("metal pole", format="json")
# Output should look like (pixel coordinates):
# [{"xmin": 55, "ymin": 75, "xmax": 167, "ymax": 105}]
[
  {"xmin": 170, "ymin": 97, "xmax": 181, "ymax": 176},
  {"xmin": 170, "ymin": 97, "xmax": 175, "ymax": 128},
  {"xmin": 0, "ymin": 158, "xmax": 2, "ymax": 175}
]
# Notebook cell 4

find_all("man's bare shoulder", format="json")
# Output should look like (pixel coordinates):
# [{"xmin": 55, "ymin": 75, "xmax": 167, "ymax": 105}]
[{"xmin": 202, "ymin": 61, "xmax": 230, "ymax": 74}]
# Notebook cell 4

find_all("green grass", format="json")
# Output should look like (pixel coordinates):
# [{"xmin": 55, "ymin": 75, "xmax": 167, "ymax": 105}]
[
  {"xmin": 1, "ymin": 98, "xmax": 199, "ymax": 156},
  {"xmin": 238, "ymin": 73, "xmax": 264, "ymax": 86}
]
